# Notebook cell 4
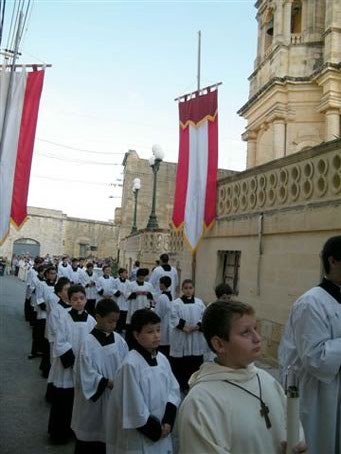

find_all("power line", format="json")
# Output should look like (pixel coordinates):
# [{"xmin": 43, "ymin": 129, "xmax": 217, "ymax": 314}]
[
  {"xmin": 32, "ymin": 174, "xmax": 124, "ymax": 186},
  {"xmin": 35, "ymin": 150, "xmax": 122, "ymax": 166},
  {"xmin": 36, "ymin": 137, "xmax": 125, "ymax": 155}
]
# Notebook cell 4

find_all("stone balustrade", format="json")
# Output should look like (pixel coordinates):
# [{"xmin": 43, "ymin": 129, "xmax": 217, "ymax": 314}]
[
  {"xmin": 291, "ymin": 33, "xmax": 302, "ymax": 44},
  {"xmin": 217, "ymin": 141, "xmax": 341, "ymax": 218}
]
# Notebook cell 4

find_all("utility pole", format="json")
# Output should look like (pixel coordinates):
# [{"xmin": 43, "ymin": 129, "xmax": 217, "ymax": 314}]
[{"xmin": 0, "ymin": 11, "xmax": 24, "ymax": 162}]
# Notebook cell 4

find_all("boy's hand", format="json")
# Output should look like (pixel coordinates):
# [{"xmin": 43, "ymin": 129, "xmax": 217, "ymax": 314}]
[
  {"xmin": 182, "ymin": 326, "xmax": 192, "ymax": 333},
  {"xmin": 107, "ymin": 379, "xmax": 114, "ymax": 389},
  {"xmin": 280, "ymin": 441, "xmax": 307, "ymax": 453},
  {"xmin": 161, "ymin": 424, "xmax": 171, "ymax": 438}
]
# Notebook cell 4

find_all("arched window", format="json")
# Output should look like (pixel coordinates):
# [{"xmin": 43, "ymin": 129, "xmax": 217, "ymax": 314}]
[
  {"xmin": 291, "ymin": 0, "xmax": 302, "ymax": 34},
  {"xmin": 264, "ymin": 10, "xmax": 274, "ymax": 54}
]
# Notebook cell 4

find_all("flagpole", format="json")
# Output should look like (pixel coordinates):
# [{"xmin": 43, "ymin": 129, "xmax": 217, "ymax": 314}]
[
  {"xmin": 192, "ymin": 30, "xmax": 201, "ymax": 284},
  {"xmin": 0, "ymin": 11, "xmax": 24, "ymax": 162}
]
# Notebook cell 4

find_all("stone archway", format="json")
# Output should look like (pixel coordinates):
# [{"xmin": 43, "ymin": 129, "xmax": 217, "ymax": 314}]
[{"xmin": 13, "ymin": 238, "xmax": 40, "ymax": 258}]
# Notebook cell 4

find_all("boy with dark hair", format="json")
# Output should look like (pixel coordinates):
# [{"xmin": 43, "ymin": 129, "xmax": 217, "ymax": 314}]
[
  {"xmin": 149, "ymin": 253, "xmax": 179, "ymax": 299},
  {"xmin": 83, "ymin": 262, "xmax": 97, "ymax": 317},
  {"xmin": 169, "ymin": 279, "xmax": 206, "ymax": 392},
  {"xmin": 72, "ymin": 299, "xmax": 128, "ymax": 454},
  {"xmin": 114, "ymin": 268, "xmax": 130, "ymax": 334},
  {"xmin": 126, "ymin": 268, "xmax": 154, "ymax": 325},
  {"xmin": 214, "ymin": 282, "xmax": 233, "ymax": 301},
  {"xmin": 96, "ymin": 265, "xmax": 117, "ymax": 301},
  {"xmin": 106, "ymin": 309, "xmax": 180, "ymax": 453},
  {"xmin": 154, "ymin": 275, "xmax": 173, "ymax": 357},
  {"xmin": 48, "ymin": 285, "xmax": 96, "ymax": 444},
  {"xmin": 69, "ymin": 258, "xmax": 84, "ymax": 285},
  {"xmin": 178, "ymin": 300, "xmax": 306, "ymax": 454}
]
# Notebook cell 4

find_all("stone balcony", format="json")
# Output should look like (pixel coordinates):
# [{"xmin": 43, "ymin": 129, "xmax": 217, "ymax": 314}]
[{"xmin": 217, "ymin": 140, "xmax": 341, "ymax": 219}]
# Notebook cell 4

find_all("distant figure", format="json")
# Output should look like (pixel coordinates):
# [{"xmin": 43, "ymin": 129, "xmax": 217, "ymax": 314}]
[
  {"xmin": 279, "ymin": 235, "xmax": 341, "ymax": 454},
  {"xmin": 129, "ymin": 261, "xmax": 140, "ymax": 282},
  {"xmin": 215, "ymin": 282, "xmax": 233, "ymax": 301},
  {"xmin": 149, "ymin": 254, "xmax": 179, "ymax": 299}
]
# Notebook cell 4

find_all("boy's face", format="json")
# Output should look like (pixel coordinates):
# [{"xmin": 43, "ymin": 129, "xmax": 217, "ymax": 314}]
[
  {"xmin": 216, "ymin": 314, "xmax": 261, "ymax": 369},
  {"xmin": 136, "ymin": 274, "xmax": 145, "ymax": 284},
  {"xmin": 103, "ymin": 267, "xmax": 111, "ymax": 276},
  {"xmin": 59, "ymin": 283, "xmax": 70, "ymax": 302},
  {"xmin": 220, "ymin": 293, "xmax": 232, "ymax": 302},
  {"xmin": 72, "ymin": 260, "xmax": 79, "ymax": 268},
  {"xmin": 133, "ymin": 323, "xmax": 161, "ymax": 352},
  {"xmin": 182, "ymin": 282, "xmax": 194, "ymax": 297},
  {"xmin": 46, "ymin": 269, "xmax": 57, "ymax": 282},
  {"xmin": 96, "ymin": 311, "xmax": 119, "ymax": 333},
  {"xmin": 69, "ymin": 291, "xmax": 86, "ymax": 311},
  {"xmin": 120, "ymin": 270, "xmax": 128, "ymax": 280},
  {"xmin": 159, "ymin": 282, "xmax": 166, "ymax": 292}
]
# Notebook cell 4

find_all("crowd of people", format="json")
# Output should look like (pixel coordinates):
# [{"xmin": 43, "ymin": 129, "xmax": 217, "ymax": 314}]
[{"xmin": 12, "ymin": 237, "xmax": 341, "ymax": 453}]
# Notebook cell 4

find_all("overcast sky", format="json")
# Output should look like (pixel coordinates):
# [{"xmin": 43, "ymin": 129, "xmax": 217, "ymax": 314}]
[{"xmin": 3, "ymin": 0, "xmax": 257, "ymax": 221}]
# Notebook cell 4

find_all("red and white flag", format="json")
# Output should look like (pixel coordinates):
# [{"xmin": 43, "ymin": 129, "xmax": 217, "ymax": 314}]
[
  {"xmin": 0, "ymin": 69, "xmax": 45, "ymax": 243},
  {"xmin": 172, "ymin": 88, "xmax": 218, "ymax": 251}
]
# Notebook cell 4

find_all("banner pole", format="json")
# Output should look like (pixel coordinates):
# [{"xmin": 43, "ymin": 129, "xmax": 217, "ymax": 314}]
[{"xmin": 197, "ymin": 30, "xmax": 201, "ymax": 92}]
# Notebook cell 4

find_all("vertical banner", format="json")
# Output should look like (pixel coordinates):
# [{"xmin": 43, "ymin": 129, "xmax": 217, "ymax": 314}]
[
  {"xmin": 0, "ymin": 69, "xmax": 45, "ymax": 243},
  {"xmin": 172, "ymin": 88, "xmax": 218, "ymax": 251}
]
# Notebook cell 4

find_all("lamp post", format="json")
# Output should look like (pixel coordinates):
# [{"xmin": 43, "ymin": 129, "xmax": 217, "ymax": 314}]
[
  {"xmin": 131, "ymin": 178, "xmax": 141, "ymax": 234},
  {"xmin": 146, "ymin": 144, "xmax": 164, "ymax": 230}
]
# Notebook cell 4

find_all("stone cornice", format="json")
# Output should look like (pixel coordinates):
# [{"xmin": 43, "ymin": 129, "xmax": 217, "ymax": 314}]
[{"xmin": 239, "ymin": 62, "xmax": 341, "ymax": 117}]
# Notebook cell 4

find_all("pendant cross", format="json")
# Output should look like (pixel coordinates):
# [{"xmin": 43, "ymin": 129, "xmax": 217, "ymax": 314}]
[{"xmin": 260, "ymin": 403, "xmax": 272, "ymax": 429}]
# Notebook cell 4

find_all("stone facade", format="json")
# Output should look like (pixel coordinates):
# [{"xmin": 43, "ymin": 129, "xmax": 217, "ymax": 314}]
[
  {"xmin": 239, "ymin": 0, "xmax": 341, "ymax": 168},
  {"xmin": 195, "ymin": 139, "xmax": 341, "ymax": 361},
  {"xmin": 192, "ymin": 1, "xmax": 341, "ymax": 362},
  {"xmin": 0, "ymin": 206, "xmax": 119, "ymax": 259},
  {"xmin": 118, "ymin": 150, "xmax": 236, "ymax": 276}
]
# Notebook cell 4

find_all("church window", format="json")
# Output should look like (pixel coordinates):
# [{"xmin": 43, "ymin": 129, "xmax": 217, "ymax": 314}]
[
  {"xmin": 291, "ymin": 0, "xmax": 302, "ymax": 34},
  {"xmin": 264, "ymin": 10, "xmax": 274, "ymax": 54}
]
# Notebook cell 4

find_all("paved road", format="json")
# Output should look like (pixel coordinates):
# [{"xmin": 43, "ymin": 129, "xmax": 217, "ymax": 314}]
[{"xmin": 0, "ymin": 276, "xmax": 73, "ymax": 454}]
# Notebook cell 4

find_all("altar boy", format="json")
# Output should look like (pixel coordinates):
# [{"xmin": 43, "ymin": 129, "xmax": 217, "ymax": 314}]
[
  {"xmin": 106, "ymin": 309, "xmax": 180, "ymax": 453},
  {"xmin": 48, "ymin": 285, "xmax": 96, "ymax": 444},
  {"xmin": 177, "ymin": 301, "xmax": 307, "ymax": 454}
]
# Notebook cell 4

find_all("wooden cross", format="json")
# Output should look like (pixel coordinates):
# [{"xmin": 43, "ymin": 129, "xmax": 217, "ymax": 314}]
[{"xmin": 260, "ymin": 402, "xmax": 272, "ymax": 429}]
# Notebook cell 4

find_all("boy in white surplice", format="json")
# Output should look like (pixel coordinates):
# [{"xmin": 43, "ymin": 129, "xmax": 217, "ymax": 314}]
[
  {"xmin": 72, "ymin": 299, "xmax": 128, "ymax": 454},
  {"xmin": 106, "ymin": 309, "xmax": 180, "ymax": 454}
]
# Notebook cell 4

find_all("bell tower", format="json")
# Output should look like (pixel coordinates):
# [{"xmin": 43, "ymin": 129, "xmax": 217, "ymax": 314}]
[{"xmin": 239, "ymin": 0, "xmax": 341, "ymax": 168}]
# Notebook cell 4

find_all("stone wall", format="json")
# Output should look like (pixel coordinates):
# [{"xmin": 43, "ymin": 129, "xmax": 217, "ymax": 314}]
[
  {"xmin": 195, "ymin": 139, "xmax": 341, "ymax": 362},
  {"xmin": 0, "ymin": 206, "xmax": 119, "ymax": 259}
]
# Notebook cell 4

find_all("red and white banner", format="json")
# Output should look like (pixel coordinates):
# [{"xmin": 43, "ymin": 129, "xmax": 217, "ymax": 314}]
[
  {"xmin": 172, "ymin": 88, "xmax": 218, "ymax": 251},
  {"xmin": 0, "ymin": 69, "xmax": 45, "ymax": 243}
]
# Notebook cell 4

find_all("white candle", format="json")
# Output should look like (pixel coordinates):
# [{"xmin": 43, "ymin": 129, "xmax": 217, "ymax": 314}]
[{"xmin": 285, "ymin": 367, "xmax": 300, "ymax": 454}]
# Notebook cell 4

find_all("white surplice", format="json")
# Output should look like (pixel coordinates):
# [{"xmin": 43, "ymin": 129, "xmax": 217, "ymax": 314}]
[
  {"xmin": 278, "ymin": 285, "xmax": 341, "ymax": 454},
  {"xmin": 169, "ymin": 297, "xmax": 206, "ymax": 357},
  {"xmin": 114, "ymin": 277, "xmax": 130, "ymax": 311},
  {"xmin": 48, "ymin": 310, "xmax": 96, "ymax": 388},
  {"xmin": 106, "ymin": 349, "xmax": 180, "ymax": 454},
  {"xmin": 149, "ymin": 265, "xmax": 179, "ymax": 299},
  {"xmin": 72, "ymin": 330, "xmax": 128, "ymax": 442},
  {"xmin": 126, "ymin": 281, "xmax": 155, "ymax": 324},
  {"xmin": 154, "ymin": 292, "xmax": 172, "ymax": 346}
]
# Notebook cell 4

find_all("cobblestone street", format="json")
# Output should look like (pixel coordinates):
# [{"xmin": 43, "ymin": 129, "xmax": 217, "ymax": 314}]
[{"xmin": 0, "ymin": 276, "xmax": 73, "ymax": 454}]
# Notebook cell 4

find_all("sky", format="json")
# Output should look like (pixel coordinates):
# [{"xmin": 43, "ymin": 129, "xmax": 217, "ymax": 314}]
[{"xmin": 3, "ymin": 0, "xmax": 257, "ymax": 221}]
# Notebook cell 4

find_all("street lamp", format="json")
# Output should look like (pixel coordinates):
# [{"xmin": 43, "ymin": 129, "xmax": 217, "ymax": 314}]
[
  {"xmin": 146, "ymin": 144, "xmax": 164, "ymax": 230},
  {"xmin": 131, "ymin": 177, "xmax": 141, "ymax": 234}
]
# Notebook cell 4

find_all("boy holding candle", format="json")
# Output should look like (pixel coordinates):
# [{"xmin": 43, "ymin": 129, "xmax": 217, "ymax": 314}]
[{"xmin": 177, "ymin": 300, "xmax": 306, "ymax": 454}]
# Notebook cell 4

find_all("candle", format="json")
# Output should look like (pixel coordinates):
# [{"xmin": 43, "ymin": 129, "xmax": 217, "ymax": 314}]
[{"xmin": 285, "ymin": 367, "xmax": 300, "ymax": 454}]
